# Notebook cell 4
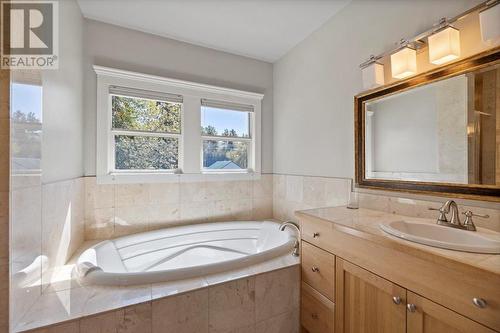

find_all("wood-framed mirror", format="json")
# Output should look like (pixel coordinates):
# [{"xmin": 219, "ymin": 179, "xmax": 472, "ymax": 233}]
[{"xmin": 355, "ymin": 47, "xmax": 500, "ymax": 202}]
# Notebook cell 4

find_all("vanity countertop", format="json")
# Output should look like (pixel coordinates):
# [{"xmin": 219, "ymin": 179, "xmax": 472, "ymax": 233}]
[{"xmin": 296, "ymin": 206, "xmax": 500, "ymax": 277}]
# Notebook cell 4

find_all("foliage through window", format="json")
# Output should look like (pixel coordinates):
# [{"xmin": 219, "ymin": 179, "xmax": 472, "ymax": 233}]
[
  {"xmin": 111, "ymin": 94, "xmax": 181, "ymax": 170},
  {"xmin": 201, "ymin": 104, "xmax": 252, "ymax": 170}
]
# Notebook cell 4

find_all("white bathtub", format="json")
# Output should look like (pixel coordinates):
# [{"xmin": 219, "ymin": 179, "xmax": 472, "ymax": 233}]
[{"xmin": 76, "ymin": 221, "xmax": 296, "ymax": 286}]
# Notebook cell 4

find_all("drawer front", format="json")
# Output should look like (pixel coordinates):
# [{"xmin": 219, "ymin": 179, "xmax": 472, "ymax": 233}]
[
  {"xmin": 302, "ymin": 241, "xmax": 335, "ymax": 301},
  {"xmin": 301, "ymin": 217, "xmax": 334, "ymax": 250},
  {"xmin": 301, "ymin": 282, "xmax": 335, "ymax": 333}
]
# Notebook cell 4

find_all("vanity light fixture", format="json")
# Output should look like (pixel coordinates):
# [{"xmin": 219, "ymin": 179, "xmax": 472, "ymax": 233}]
[
  {"xmin": 479, "ymin": 1, "xmax": 500, "ymax": 43},
  {"xmin": 361, "ymin": 55, "xmax": 385, "ymax": 89},
  {"xmin": 391, "ymin": 44, "xmax": 417, "ymax": 79},
  {"xmin": 428, "ymin": 23, "xmax": 461, "ymax": 65}
]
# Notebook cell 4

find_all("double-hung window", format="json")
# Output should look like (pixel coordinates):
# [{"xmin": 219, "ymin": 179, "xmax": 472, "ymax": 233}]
[
  {"xmin": 110, "ymin": 86, "xmax": 183, "ymax": 172},
  {"xmin": 201, "ymin": 99, "xmax": 253, "ymax": 171},
  {"xmin": 95, "ymin": 66, "xmax": 262, "ymax": 183}
]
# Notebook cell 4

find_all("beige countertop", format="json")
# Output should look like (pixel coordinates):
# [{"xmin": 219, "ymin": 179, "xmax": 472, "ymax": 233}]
[{"xmin": 296, "ymin": 206, "xmax": 500, "ymax": 277}]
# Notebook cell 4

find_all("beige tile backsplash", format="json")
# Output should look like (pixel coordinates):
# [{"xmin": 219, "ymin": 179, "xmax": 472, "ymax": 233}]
[{"xmin": 84, "ymin": 174, "xmax": 274, "ymax": 240}]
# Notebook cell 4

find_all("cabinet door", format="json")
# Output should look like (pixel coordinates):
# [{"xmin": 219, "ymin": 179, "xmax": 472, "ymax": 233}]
[
  {"xmin": 335, "ymin": 258, "xmax": 406, "ymax": 333},
  {"xmin": 407, "ymin": 292, "xmax": 496, "ymax": 333}
]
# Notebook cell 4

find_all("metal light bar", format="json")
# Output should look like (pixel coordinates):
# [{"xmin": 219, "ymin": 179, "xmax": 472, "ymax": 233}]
[{"xmin": 359, "ymin": 0, "xmax": 498, "ymax": 68}]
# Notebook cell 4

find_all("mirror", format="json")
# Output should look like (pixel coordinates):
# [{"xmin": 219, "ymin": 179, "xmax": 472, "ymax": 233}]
[{"xmin": 355, "ymin": 48, "xmax": 500, "ymax": 201}]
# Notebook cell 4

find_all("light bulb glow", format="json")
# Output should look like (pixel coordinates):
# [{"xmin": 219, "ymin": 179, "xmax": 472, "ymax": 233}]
[
  {"xmin": 428, "ymin": 26, "xmax": 460, "ymax": 65},
  {"xmin": 391, "ymin": 47, "xmax": 417, "ymax": 79}
]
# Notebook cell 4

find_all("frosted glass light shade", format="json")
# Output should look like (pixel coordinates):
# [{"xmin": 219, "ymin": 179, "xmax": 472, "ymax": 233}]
[
  {"xmin": 362, "ymin": 62, "xmax": 384, "ymax": 89},
  {"xmin": 479, "ymin": 3, "xmax": 500, "ymax": 42},
  {"xmin": 391, "ymin": 47, "xmax": 417, "ymax": 79},
  {"xmin": 428, "ymin": 27, "xmax": 460, "ymax": 65}
]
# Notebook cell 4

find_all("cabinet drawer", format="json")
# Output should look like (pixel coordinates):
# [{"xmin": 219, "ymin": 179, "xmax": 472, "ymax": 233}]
[
  {"xmin": 300, "ymin": 217, "xmax": 334, "ymax": 250},
  {"xmin": 301, "ymin": 282, "xmax": 334, "ymax": 333},
  {"xmin": 302, "ymin": 241, "xmax": 335, "ymax": 301}
]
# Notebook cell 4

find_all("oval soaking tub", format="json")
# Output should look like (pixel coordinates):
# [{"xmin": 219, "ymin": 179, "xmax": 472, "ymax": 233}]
[{"xmin": 76, "ymin": 221, "xmax": 296, "ymax": 286}]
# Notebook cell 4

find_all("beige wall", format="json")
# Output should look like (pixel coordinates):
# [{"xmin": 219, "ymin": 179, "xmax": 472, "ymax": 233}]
[{"xmin": 83, "ymin": 19, "xmax": 274, "ymax": 175}]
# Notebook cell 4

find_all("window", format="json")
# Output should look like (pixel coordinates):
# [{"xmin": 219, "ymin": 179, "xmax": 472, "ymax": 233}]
[
  {"xmin": 95, "ymin": 66, "xmax": 262, "ymax": 183},
  {"xmin": 110, "ymin": 87, "xmax": 182, "ymax": 171},
  {"xmin": 201, "ymin": 100, "xmax": 253, "ymax": 171}
]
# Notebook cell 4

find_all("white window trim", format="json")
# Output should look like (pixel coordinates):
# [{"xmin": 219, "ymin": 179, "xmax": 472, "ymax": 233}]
[{"xmin": 95, "ymin": 65, "xmax": 263, "ymax": 184}]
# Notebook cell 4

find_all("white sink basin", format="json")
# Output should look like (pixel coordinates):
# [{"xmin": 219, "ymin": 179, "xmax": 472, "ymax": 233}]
[{"xmin": 379, "ymin": 221, "xmax": 500, "ymax": 254}]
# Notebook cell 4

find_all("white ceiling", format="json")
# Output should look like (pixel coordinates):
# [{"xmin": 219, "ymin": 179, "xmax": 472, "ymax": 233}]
[{"xmin": 77, "ymin": 0, "xmax": 350, "ymax": 62}]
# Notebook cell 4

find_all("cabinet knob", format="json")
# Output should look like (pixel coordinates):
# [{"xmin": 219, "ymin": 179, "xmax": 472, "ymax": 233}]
[
  {"xmin": 472, "ymin": 298, "xmax": 487, "ymax": 309},
  {"xmin": 311, "ymin": 266, "xmax": 320, "ymax": 273},
  {"xmin": 313, "ymin": 232, "xmax": 320, "ymax": 238},
  {"xmin": 311, "ymin": 313, "xmax": 319, "ymax": 320},
  {"xmin": 407, "ymin": 304, "xmax": 417, "ymax": 312},
  {"xmin": 392, "ymin": 296, "xmax": 402, "ymax": 305}
]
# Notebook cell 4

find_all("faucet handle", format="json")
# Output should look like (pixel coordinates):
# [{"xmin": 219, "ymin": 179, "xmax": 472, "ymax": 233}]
[
  {"xmin": 428, "ymin": 207, "xmax": 448, "ymax": 223},
  {"xmin": 461, "ymin": 211, "xmax": 488, "ymax": 231},
  {"xmin": 462, "ymin": 211, "xmax": 489, "ymax": 219}
]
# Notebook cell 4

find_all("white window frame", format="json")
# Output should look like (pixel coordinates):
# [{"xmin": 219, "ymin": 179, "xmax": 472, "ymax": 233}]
[
  {"xmin": 200, "ymin": 99, "xmax": 255, "ymax": 173},
  {"xmin": 95, "ymin": 65, "xmax": 263, "ymax": 184}
]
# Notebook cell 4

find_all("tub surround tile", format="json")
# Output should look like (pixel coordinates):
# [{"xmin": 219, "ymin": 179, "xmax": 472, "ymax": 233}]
[
  {"xmin": 41, "ymin": 178, "xmax": 85, "ymax": 289},
  {"xmin": 84, "ymin": 208, "xmax": 115, "ymax": 240},
  {"xmin": 255, "ymin": 308, "xmax": 299, "ymax": 333},
  {"xmin": 115, "ymin": 184, "xmax": 149, "ymax": 207},
  {"xmin": 204, "ymin": 266, "xmax": 255, "ymax": 286},
  {"xmin": 15, "ymin": 287, "xmax": 91, "ymax": 332},
  {"xmin": 27, "ymin": 321, "xmax": 80, "ymax": 333},
  {"xmin": 84, "ymin": 176, "xmax": 275, "ymax": 241},
  {"xmin": 80, "ymin": 302, "xmax": 152, "ymax": 333},
  {"xmin": 82, "ymin": 285, "xmax": 152, "ymax": 317},
  {"xmin": 208, "ymin": 277, "xmax": 256, "ymax": 333},
  {"xmin": 152, "ymin": 288, "xmax": 208, "ymax": 333},
  {"xmin": 151, "ymin": 277, "xmax": 208, "ymax": 300},
  {"xmin": 251, "ymin": 197, "xmax": 273, "ymax": 221},
  {"xmin": 13, "ymin": 262, "xmax": 300, "ymax": 333},
  {"xmin": 255, "ymin": 266, "xmax": 300, "ymax": 322},
  {"xmin": 148, "ymin": 182, "xmax": 180, "ymax": 205}
]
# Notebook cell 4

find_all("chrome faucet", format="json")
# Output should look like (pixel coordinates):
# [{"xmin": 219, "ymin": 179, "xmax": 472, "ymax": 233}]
[
  {"xmin": 429, "ymin": 200, "xmax": 489, "ymax": 231},
  {"xmin": 279, "ymin": 221, "xmax": 300, "ymax": 257}
]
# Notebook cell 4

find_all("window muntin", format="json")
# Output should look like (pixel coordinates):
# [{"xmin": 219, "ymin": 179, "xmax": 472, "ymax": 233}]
[
  {"xmin": 201, "ymin": 102, "xmax": 253, "ymax": 171},
  {"xmin": 110, "ymin": 92, "xmax": 182, "ymax": 171}
]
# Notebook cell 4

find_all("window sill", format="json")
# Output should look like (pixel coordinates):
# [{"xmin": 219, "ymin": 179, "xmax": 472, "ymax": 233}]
[{"xmin": 96, "ymin": 171, "xmax": 260, "ymax": 184}]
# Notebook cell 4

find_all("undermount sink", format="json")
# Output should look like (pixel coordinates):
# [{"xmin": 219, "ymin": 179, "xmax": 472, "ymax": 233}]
[{"xmin": 379, "ymin": 221, "xmax": 500, "ymax": 254}]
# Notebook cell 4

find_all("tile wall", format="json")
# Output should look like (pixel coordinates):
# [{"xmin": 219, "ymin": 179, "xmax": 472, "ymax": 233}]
[
  {"xmin": 11, "ymin": 177, "xmax": 85, "ymax": 327},
  {"xmin": 84, "ymin": 174, "xmax": 274, "ymax": 240},
  {"xmin": 272, "ymin": 174, "xmax": 352, "ymax": 222},
  {"xmin": 22, "ymin": 265, "xmax": 300, "ymax": 333}
]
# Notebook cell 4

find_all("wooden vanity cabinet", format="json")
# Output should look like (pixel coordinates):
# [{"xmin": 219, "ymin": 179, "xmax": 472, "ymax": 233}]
[
  {"xmin": 298, "ymin": 213, "xmax": 500, "ymax": 333},
  {"xmin": 335, "ymin": 259, "xmax": 406, "ymax": 333},
  {"xmin": 406, "ymin": 292, "xmax": 497, "ymax": 333}
]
